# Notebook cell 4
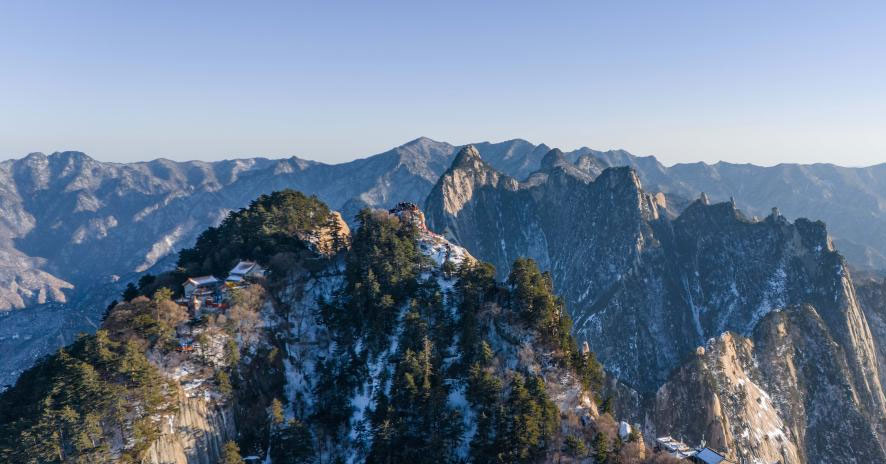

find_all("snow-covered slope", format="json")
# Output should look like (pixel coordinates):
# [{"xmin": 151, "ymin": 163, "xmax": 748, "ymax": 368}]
[{"xmin": 271, "ymin": 205, "xmax": 604, "ymax": 462}]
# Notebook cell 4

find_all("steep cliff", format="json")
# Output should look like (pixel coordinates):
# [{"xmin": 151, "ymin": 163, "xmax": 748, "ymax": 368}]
[
  {"xmin": 653, "ymin": 332, "xmax": 802, "ymax": 464},
  {"xmin": 857, "ymin": 276, "xmax": 886, "ymax": 407},
  {"xmin": 426, "ymin": 146, "xmax": 886, "ymax": 461},
  {"xmin": 143, "ymin": 379, "xmax": 236, "ymax": 464}
]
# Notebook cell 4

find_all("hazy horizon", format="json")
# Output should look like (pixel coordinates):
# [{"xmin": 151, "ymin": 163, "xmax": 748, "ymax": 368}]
[
  {"xmin": 6, "ymin": 135, "xmax": 886, "ymax": 169},
  {"xmin": 2, "ymin": 1, "xmax": 884, "ymax": 166}
]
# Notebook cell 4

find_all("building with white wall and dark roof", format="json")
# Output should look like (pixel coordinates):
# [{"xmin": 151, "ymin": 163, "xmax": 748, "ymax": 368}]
[{"xmin": 226, "ymin": 261, "xmax": 265, "ymax": 284}]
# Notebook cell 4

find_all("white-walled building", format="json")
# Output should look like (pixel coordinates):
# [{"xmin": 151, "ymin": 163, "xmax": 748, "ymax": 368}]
[
  {"xmin": 226, "ymin": 261, "xmax": 265, "ymax": 283},
  {"xmin": 183, "ymin": 275, "xmax": 220, "ymax": 299}
]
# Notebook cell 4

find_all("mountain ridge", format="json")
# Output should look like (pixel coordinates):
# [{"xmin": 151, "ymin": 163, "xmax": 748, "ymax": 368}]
[
  {"xmin": 425, "ymin": 146, "xmax": 886, "ymax": 461},
  {"xmin": 3, "ymin": 136, "xmax": 886, "ymax": 390}
]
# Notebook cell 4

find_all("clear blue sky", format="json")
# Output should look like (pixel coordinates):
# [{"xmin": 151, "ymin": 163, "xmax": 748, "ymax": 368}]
[{"xmin": 1, "ymin": 1, "xmax": 884, "ymax": 166}]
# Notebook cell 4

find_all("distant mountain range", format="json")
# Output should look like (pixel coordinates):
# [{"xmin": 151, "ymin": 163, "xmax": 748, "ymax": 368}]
[{"xmin": 1, "ymin": 137, "xmax": 885, "ymax": 386}]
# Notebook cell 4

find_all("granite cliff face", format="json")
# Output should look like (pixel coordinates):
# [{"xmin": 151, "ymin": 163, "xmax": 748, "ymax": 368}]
[
  {"xmin": 142, "ymin": 382, "xmax": 236, "ymax": 464},
  {"xmin": 426, "ymin": 146, "xmax": 886, "ymax": 461},
  {"xmin": 858, "ymin": 276, "xmax": 886, "ymax": 403},
  {"xmin": 654, "ymin": 316, "xmax": 886, "ymax": 464},
  {"xmin": 653, "ymin": 332, "xmax": 803, "ymax": 464}
]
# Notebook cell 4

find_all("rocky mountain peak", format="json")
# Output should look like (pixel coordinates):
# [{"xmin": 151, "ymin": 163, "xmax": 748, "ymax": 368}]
[
  {"xmin": 540, "ymin": 148, "xmax": 568, "ymax": 170},
  {"xmin": 450, "ymin": 144, "xmax": 484, "ymax": 170},
  {"xmin": 592, "ymin": 166, "xmax": 645, "ymax": 197},
  {"xmin": 573, "ymin": 153, "xmax": 607, "ymax": 177},
  {"xmin": 677, "ymin": 197, "xmax": 744, "ymax": 225},
  {"xmin": 426, "ymin": 146, "xmax": 516, "ymax": 223},
  {"xmin": 50, "ymin": 151, "xmax": 93, "ymax": 162},
  {"xmin": 401, "ymin": 135, "xmax": 439, "ymax": 147},
  {"xmin": 389, "ymin": 201, "xmax": 428, "ymax": 231},
  {"xmin": 21, "ymin": 152, "xmax": 47, "ymax": 163}
]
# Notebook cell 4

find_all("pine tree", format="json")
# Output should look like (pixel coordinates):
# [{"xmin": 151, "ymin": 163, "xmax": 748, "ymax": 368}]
[
  {"xmin": 152, "ymin": 287, "xmax": 173, "ymax": 303},
  {"xmin": 506, "ymin": 258, "xmax": 571, "ymax": 354},
  {"xmin": 600, "ymin": 396, "xmax": 614, "ymax": 415},
  {"xmin": 196, "ymin": 332, "xmax": 211, "ymax": 364},
  {"xmin": 271, "ymin": 419, "xmax": 313, "ymax": 463},
  {"xmin": 467, "ymin": 364, "xmax": 502, "ymax": 407},
  {"xmin": 527, "ymin": 375, "xmax": 558, "ymax": 448},
  {"xmin": 224, "ymin": 338, "xmax": 241, "ymax": 366},
  {"xmin": 564, "ymin": 435, "xmax": 587, "ymax": 459},
  {"xmin": 137, "ymin": 274, "xmax": 156, "ymax": 292},
  {"xmin": 270, "ymin": 398, "xmax": 285, "ymax": 426},
  {"xmin": 101, "ymin": 300, "xmax": 118, "ymax": 322},
  {"xmin": 503, "ymin": 374, "xmax": 542, "ymax": 462},
  {"xmin": 222, "ymin": 441, "xmax": 243, "ymax": 464},
  {"xmin": 479, "ymin": 340, "xmax": 494, "ymax": 365},
  {"xmin": 330, "ymin": 214, "xmax": 347, "ymax": 252},
  {"xmin": 594, "ymin": 432, "xmax": 610, "ymax": 463},
  {"xmin": 121, "ymin": 283, "xmax": 139, "ymax": 301},
  {"xmin": 215, "ymin": 370, "xmax": 233, "ymax": 398},
  {"xmin": 576, "ymin": 349, "xmax": 605, "ymax": 394}
]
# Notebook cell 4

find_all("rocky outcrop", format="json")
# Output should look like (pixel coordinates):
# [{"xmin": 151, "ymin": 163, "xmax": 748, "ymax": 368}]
[
  {"xmin": 654, "ymin": 331, "xmax": 802, "ymax": 464},
  {"xmin": 144, "ymin": 389, "xmax": 235, "ymax": 464},
  {"xmin": 753, "ymin": 305, "xmax": 886, "ymax": 462},
  {"xmin": 424, "ymin": 146, "xmax": 520, "ymax": 259},
  {"xmin": 654, "ymin": 311, "xmax": 886, "ymax": 463},
  {"xmin": 0, "ymin": 248, "xmax": 73, "ymax": 310},
  {"xmin": 857, "ymin": 277, "xmax": 886, "ymax": 405},
  {"xmin": 302, "ymin": 211, "xmax": 351, "ymax": 255},
  {"xmin": 583, "ymin": 151, "xmax": 886, "ymax": 271}
]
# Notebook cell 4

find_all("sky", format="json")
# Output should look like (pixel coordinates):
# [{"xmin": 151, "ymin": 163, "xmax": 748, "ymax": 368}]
[{"xmin": 1, "ymin": 1, "xmax": 885, "ymax": 166}]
